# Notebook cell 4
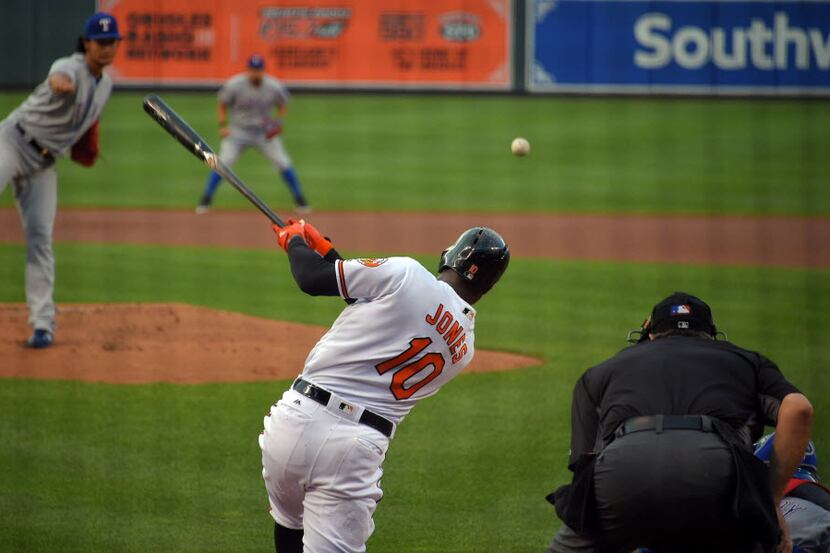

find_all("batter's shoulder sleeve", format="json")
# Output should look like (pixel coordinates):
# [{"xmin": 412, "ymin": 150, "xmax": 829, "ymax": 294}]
[{"xmin": 334, "ymin": 257, "xmax": 416, "ymax": 301}]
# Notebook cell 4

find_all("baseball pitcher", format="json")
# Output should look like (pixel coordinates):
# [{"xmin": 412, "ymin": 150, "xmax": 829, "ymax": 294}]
[
  {"xmin": 0, "ymin": 12, "xmax": 120, "ymax": 348},
  {"xmin": 261, "ymin": 222, "xmax": 510, "ymax": 552},
  {"xmin": 196, "ymin": 55, "xmax": 309, "ymax": 214}
]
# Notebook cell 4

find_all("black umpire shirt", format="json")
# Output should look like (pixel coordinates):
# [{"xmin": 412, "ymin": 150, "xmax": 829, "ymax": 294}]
[{"xmin": 568, "ymin": 335, "xmax": 800, "ymax": 470}]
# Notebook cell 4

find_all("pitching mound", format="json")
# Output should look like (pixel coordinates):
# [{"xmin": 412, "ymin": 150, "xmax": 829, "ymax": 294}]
[{"xmin": 0, "ymin": 303, "xmax": 541, "ymax": 384}]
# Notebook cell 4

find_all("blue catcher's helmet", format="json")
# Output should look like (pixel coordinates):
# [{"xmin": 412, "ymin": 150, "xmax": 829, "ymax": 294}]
[{"xmin": 753, "ymin": 432, "xmax": 818, "ymax": 482}]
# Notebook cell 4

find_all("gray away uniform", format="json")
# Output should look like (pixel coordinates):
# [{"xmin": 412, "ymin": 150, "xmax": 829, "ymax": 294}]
[
  {"xmin": 217, "ymin": 74, "xmax": 292, "ymax": 169},
  {"xmin": 783, "ymin": 496, "xmax": 830, "ymax": 553},
  {"xmin": 0, "ymin": 52, "xmax": 113, "ymax": 333}
]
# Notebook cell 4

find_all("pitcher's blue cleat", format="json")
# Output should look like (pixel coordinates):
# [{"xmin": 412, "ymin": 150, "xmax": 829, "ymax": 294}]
[{"xmin": 26, "ymin": 329, "xmax": 53, "ymax": 349}]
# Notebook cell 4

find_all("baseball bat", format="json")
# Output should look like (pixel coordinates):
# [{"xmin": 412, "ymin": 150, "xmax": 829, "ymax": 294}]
[{"xmin": 142, "ymin": 94, "xmax": 286, "ymax": 227}]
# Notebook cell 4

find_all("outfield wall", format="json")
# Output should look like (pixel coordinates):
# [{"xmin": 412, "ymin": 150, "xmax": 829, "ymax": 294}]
[
  {"xmin": 527, "ymin": 0, "xmax": 830, "ymax": 96},
  {"xmin": 102, "ymin": 0, "xmax": 513, "ymax": 91},
  {"xmin": 2, "ymin": 0, "xmax": 828, "ymax": 96},
  {"xmin": 0, "ymin": 0, "xmax": 96, "ymax": 88}
]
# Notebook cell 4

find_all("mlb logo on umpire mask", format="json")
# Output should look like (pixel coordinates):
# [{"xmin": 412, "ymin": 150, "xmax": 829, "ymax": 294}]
[{"xmin": 649, "ymin": 292, "xmax": 717, "ymax": 336}]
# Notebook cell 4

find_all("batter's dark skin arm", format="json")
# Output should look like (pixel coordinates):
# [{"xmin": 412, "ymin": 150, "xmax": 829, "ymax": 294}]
[{"xmin": 286, "ymin": 236, "xmax": 341, "ymax": 296}]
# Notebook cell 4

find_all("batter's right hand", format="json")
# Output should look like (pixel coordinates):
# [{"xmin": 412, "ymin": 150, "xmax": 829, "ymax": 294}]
[
  {"xmin": 274, "ymin": 219, "xmax": 307, "ymax": 252},
  {"xmin": 219, "ymin": 126, "xmax": 230, "ymax": 138},
  {"xmin": 303, "ymin": 222, "xmax": 333, "ymax": 256}
]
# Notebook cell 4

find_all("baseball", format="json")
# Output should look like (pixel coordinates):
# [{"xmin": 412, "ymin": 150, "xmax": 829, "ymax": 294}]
[{"xmin": 511, "ymin": 137, "xmax": 530, "ymax": 156}]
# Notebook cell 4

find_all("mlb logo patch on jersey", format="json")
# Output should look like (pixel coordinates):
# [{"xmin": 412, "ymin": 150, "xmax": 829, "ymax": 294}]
[
  {"xmin": 357, "ymin": 258, "xmax": 388, "ymax": 268},
  {"xmin": 670, "ymin": 304, "xmax": 691, "ymax": 316}
]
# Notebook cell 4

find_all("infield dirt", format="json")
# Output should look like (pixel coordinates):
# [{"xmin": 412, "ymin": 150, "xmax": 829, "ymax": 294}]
[
  {"xmin": 1, "ymin": 207, "xmax": 826, "ymax": 384},
  {"xmin": 0, "ymin": 303, "xmax": 541, "ymax": 384}
]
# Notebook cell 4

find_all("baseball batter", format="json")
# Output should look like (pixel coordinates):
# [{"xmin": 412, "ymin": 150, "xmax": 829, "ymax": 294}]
[
  {"xmin": 197, "ymin": 55, "xmax": 309, "ymax": 214},
  {"xmin": 261, "ymin": 221, "xmax": 510, "ymax": 552},
  {"xmin": 0, "ymin": 12, "xmax": 120, "ymax": 348}
]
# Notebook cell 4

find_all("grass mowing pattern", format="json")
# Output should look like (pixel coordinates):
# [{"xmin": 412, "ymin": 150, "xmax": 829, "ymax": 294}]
[
  {"xmin": 1, "ymin": 92, "xmax": 828, "ymax": 215},
  {"xmin": 0, "ymin": 242, "xmax": 827, "ymax": 551}
]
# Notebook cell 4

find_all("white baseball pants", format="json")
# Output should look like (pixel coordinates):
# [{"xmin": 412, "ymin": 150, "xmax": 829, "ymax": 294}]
[{"xmin": 260, "ymin": 388, "xmax": 389, "ymax": 553}]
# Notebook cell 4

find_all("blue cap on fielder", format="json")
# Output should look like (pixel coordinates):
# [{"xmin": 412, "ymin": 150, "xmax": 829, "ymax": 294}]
[
  {"xmin": 247, "ymin": 54, "xmax": 266, "ymax": 70},
  {"xmin": 84, "ymin": 12, "xmax": 122, "ymax": 40}
]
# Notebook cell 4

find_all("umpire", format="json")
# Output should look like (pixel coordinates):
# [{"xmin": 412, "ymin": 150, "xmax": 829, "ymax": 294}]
[{"xmin": 547, "ymin": 291, "xmax": 814, "ymax": 553}]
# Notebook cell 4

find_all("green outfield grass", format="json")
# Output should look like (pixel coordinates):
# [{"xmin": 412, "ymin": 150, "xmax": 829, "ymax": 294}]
[
  {"xmin": 1, "ymin": 92, "xmax": 828, "ymax": 215},
  {"xmin": 0, "ymin": 242, "xmax": 827, "ymax": 552}
]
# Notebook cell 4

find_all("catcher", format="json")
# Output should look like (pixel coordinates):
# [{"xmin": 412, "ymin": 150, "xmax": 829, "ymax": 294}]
[
  {"xmin": 755, "ymin": 434, "xmax": 830, "ymax": 552},
  {"xmin": 196, "ymin": 55, "xmax": 309, "ymax": 214},
  {"xmin": 0, "ymin": 12, "xmax": 120, "ymax": 348}
]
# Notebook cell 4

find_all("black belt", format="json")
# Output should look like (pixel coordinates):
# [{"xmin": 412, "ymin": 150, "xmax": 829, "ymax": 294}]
[
  {"xmin": 615, "ymin": 414, "xmax": 714, "ymax": 439},
  {"xmin": 292, "ymin": 378, "xmax": 394, "ymax": 438},
  {"xmin": 15, "ymin": 123, "xmax": 54, "ymax": 162}
]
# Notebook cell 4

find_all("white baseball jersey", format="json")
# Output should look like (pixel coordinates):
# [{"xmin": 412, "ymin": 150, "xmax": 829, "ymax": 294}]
[{"xmin": 300, "ymin": 256, "xmax": 477, "ymax": 424}]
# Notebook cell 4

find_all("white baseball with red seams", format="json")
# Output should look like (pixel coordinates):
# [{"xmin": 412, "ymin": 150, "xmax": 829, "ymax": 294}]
[{"xmin": 260, "ymin": 256, "xmax": 476, "ymax": 552}]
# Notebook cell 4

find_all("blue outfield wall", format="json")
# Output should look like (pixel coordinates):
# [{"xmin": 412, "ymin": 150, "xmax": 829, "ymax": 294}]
[{"xmin": 527, "ymin": 0, "xmax": 830, "ymax": 95}]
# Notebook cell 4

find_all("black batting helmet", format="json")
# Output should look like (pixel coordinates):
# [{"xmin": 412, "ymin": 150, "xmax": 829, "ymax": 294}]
[{"xmin": 438, "ymin": 227, "xmax": 510, "ymax": 295}]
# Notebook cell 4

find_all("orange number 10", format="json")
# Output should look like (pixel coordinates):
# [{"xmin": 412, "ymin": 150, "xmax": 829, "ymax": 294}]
[{"xmin": 375, "ymin": 338, "xmax": 446, "ymax": 400}]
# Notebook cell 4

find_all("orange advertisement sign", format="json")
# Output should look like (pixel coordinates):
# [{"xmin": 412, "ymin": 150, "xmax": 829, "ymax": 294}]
[{"xmin": 101, "ymin": 0, "xmax": 512, "ymax": 89}]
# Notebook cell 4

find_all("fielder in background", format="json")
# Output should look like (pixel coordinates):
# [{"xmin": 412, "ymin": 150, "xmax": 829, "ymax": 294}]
[
  {"xmin": 755, "ymin": 434, "xmax": 830, "ymax": 553},
  {"xmin": 197, "ymin": 55, "xmax": 309, "ymax": 214},
  {"xmin": 0, "ymin": 12, "xmax": 120, "ymax": 348},
  {"xmin": 547, "ymin": 292, "xmax": 814, "ymax": 553},
  {"xmin": 261, "ymin": 222, "xmax": 509, "ymax": 552}
]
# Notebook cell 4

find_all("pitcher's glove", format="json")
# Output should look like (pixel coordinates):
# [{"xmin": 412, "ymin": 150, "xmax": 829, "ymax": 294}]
[
  {"xmin": 273, "ymin": 219, "xmax": 307, "ymax": 252},
  {"xmin": 302, "ymin": 222, "xmax": 333, "ymax": 257},
  {"xmin": 71, "ymin": 120, "xmax": 100, "ymax": 167},
  {"xmin": 264, "ymin": 118, "xmax": 283, "ymax": 139}
]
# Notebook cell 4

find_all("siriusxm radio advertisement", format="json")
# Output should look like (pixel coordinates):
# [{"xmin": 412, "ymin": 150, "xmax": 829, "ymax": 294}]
[{"xmin": 528, "ymin": 0, "xmax": 830, "ymax": 94}]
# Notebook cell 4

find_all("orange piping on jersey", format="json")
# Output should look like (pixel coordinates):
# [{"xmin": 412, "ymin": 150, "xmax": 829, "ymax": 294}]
[
  {"xmin": 425, "ymin": 304, "xmax": 444, "ymax": 325},
  {"xmin": 337, "ymin": 260, "xmax": 351, "ymax": 299}
]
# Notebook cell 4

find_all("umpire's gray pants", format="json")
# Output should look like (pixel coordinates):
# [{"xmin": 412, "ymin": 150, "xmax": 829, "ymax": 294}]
[
  {"xmin": 0, "ymin": 123, "xmax": 58, "ymax": 333},
  {"xmin": 549, "ymin": 429, "xmax": 758, "ymax": 553}
]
